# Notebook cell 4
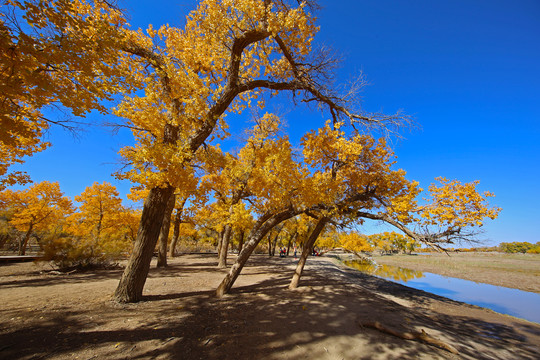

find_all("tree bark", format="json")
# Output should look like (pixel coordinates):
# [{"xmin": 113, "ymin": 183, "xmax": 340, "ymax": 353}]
[
  {"xmin": 289, "ymin": 217, "xmax": 328, "ymax": 290},
  {"xmin": 267, "ymin": 234, "xmax": 273, "ymax": 256},
  {"xmin": 157, "ymin": 192, "xmax": 176, "ymax": 268},
  {"xmin": 19, "ymin": 222, "xmax": 34, "ymax": 256},
  {"xmin": 217, "ymin": 228, "xmax": 225, "ymax": 258},
  {"xmin": 237, "ymin": 230, "xmax": 244, "ymax": 253},
  {"xmin": 169, "ymin": 198, "xmax": 187, "ymax": 258},
  {"xmin": 216, "ymin": 209, "xmax": 298, "ymax": 297},
  {"xmin": 218, "ymin": 224, "xmax": 232, "ymax": 268},
  {"xmin": 286, "ymin": 231, "xmax": 297, "ymax": 256},
  {"xmin": 113, "ymin": 185, "xmax": 175, "ymax": 303},
  {"xmin": 169, "ymin": 209, "xmax": 181, "ymax": 258}
]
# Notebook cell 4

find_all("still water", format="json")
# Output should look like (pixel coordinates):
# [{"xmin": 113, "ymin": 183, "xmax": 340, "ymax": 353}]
[{"xmin": 344, "ymin": 260, "xmax": 540, "ymax": 324}]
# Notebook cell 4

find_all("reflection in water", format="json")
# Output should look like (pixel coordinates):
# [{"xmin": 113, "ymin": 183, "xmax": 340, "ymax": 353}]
[
  {"xmin": 342, "ymin": 259, "xmax": 540, "ymax": 324},
  {"xmin": 343, "ymin": 260, "xmax": 424, "ymax": 282}
]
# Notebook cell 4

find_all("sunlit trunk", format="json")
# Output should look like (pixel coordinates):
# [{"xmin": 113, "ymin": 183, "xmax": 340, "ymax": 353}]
[
  {"xmin": 157, "ymin": 192, "xmax": 176, "ymax": 268},
  {"xmin": 169, "ymin": 209, "xmax": 181, "ymax": 258},
  {"xmin": 113, "ymin": 185, "xmax": 174, "ymax": 303},
  {"xmin": 218, "ymin": 224, "xmax": 232, "ymax": 268},
  {"xmin": 216, "ymin": 210, "xmax": 298, "ymax": 297},
  {"xmin": 289, "ymin": 217, "xmax": 327, "ymax": 289}
]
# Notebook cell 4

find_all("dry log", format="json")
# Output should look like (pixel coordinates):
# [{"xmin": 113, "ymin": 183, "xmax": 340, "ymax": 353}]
[{"xmin": 359, "ymin": 321, "xmax": 459, "ymax": 354}]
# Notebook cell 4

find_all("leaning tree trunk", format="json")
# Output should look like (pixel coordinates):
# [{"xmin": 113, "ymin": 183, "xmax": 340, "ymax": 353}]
[
  {"xmin": 216, "ymin": 209, "xmax": 298, "ymax": 297},
  {"xmin": 289, "ymin": 217, "xmax": 328, "ymax": 290},
  {"xmin": 113, "ymin": 185, "xmax": 175, "ymax": 303},
  {"xmin": 218, "ymin": 224, "xmax": 232, "ymax": 268},
  {"xmin": 19, "ymin": 222, "xmax": 34, "ymax": 256},
  {"xmin": 157, "ymin": 192, "xmax": 176, "ymax": 268}
]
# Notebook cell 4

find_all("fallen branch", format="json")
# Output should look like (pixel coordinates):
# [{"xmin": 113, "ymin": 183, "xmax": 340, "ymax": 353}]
[{"xmin": 359, "ymin": 321, "xmax": 458, "ymax": 354}]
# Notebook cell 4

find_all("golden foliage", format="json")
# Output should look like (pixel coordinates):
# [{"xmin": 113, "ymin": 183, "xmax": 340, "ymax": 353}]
[
  {"xmin": 1, "ymin": 0, "xmax": 138, "ymax": 189},
  {"xmin": 0, "ymin": 181, "xmax": 73, "ymax": 234}
]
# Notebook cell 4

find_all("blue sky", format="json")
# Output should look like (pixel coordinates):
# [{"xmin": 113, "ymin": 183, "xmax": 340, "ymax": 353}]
[{"xmin": 11, "ymin": 0, "xmax": 540, "ymax": 245}]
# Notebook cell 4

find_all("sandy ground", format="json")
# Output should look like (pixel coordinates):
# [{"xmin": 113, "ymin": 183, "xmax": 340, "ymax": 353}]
[{"xmin": 1, "ymin": 253, "xmax": 539, "ymax": 360}]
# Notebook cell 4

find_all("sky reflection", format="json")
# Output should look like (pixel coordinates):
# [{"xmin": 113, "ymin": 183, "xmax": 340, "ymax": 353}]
[{"xmin": 345, "ymin": 260, "xmax": 540, "ymax": 324}]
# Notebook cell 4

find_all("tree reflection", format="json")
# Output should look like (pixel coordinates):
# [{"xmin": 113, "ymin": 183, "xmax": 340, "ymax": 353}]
[{"xmin": 343, "ymin": 260, "xmax": 423, "ymax": 282}]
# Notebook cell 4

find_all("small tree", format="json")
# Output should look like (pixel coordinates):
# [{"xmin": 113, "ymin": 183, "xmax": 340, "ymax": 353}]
[{"xmin": 0, "ymin": 181, "xmax": 73, "ymax": 255}]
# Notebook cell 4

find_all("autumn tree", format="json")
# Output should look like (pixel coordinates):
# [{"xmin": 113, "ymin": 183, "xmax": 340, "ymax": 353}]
[
  {"xmin": 68, "ymin": 182, "xmax": 128, "ymax": 243},
  {"xmin": 198, "ymin": 113, "xmax": 283, "ymax": 267},
  {"xmin": 339, "ymin": 232, "xmax": 372, "ymax": 255},
  {"xmin": 112, "ymin": 0, "xmax": 399, "ymax": 302},
  {"xmin": 1, "ymin": 0, "xmax": 138, "ymax": 190},
  {"xmin": 42, "ymin": 182, "xmax": 137, "ymax": 269},
  {"xmin": 218, "ymin": 121, "xmax": 501, "ymax": 294},
  {"xmin": 0, "ymin": 181, "xmax": 72, "ymax": 255}
]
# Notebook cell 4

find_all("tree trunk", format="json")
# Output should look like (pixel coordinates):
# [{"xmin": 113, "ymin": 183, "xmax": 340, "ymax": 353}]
[
  {"xmin": 267, "ymin": 234, "xmax": 273, "ymax": 256},
  {"xmin": 286, "ymin": 231, "xmax": 297, "ymax": 256},
  {"xmin": 113, "ymin": 185, "xmax": 175, "ymax": 303},
  {"xmin": 169, "ymin": 198, "xmax": 187, "ymax": 258},
  {"xmin": 19, "ymin": 222, "xmax": 34, "ymax": 256},
  {"xmin": 237, "ymin": 230, "xmax": 244, "ymax": 253},
  {"xmin": 169, "ymin": 209, "xmax": 181, "ymax": 258},
  {"xmin": 157, "ymin": 192, "xmax": 176, "ymax": 268},
  {"xmin": 216, "ymin": 209, "xmax": 298, "ymax": 297},
  {"xmin": 217, "ymin": 228, "xmax": 225, "ymax": 258},
  {"xmin": 218, "ymin": 224, "xmax": 232, "ymax": 268},
  {"xmin": 289, "ymin": 217, "xmax": 328, "ymax": 290}
]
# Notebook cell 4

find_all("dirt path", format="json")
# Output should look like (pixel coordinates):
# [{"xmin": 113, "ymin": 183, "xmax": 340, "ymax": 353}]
[{"xmin": 1, "ymin": 254, "xmax": 539, "ymax": 359}]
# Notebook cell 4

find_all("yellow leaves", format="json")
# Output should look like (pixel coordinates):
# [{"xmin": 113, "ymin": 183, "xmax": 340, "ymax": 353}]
[
  {"xmin": 418, "ymin": 177, "xmax": 501, "ymax": 229},
  {"xmin": 0, "ymin": 181, "xmax": 73, "ymax": 232},
  {"xmin": 339, "ymin": 232, "xmax": 372, "ymax": 253},
  {"xmin": 2, "ymin": 0, "xmax": 139, "ymax": 188}
]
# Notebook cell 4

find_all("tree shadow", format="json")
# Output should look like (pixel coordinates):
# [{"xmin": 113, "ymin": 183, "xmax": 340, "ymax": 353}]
[{"xmin": 1, "ymin": 254, "xmax": 538, "ymax": 360}]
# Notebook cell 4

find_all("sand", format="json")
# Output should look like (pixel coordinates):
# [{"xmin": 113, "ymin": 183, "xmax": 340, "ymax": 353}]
[{"xmin": 1, "ymin": 253, "xmax": 539, "ymax": 359}]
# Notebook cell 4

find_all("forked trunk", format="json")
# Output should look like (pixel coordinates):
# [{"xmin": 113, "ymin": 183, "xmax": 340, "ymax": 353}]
[
  {"xmin": 289, "ymin": 217, "xmax": 328, "ymax": 289},
  {"xmin": 218, "ymin": 224, "xmax": 232, "ymax": 268},
  {"xmin": 113, "ymin": 185, "xmax": 175, "ymax": 303},
  {"xmin": 216, "ymin": 209, "xmax": 298, "ymax": 297},
  {"xmin": 157, "ymin": 192, "xmax": 176, "ymax": 268}
]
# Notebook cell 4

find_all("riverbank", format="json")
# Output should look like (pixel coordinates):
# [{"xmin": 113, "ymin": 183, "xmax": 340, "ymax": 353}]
[
  {"xmin": 371, "ymin": 252, "xmax": 540, "ymax": 293},
  {"xmin": 1, "ymin": 254, "xmax": 539, "ymax": 359}
]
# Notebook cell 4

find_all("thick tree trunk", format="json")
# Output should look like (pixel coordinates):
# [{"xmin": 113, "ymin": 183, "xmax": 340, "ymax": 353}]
[
  {"xmin": 289, "ymin": 217, "xmax": 328, "ymax": 290},
  {"xmin": 113, "ymin": 185, "xmax": 175, "ymax": 303},
  {"xmin": 216, "ymin": 210, "xmax": 298, "ymax": 297},
  {"xmin": 157, "ymin": 192, "xmax": 176, "ymax": 268},
  {"xmin": 19, "ymin": 222, "xmax": 34, "ymax": 256},
  {"xmin": 218, "ymin": 224, "xmax": 232, "ymax": 268}
]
